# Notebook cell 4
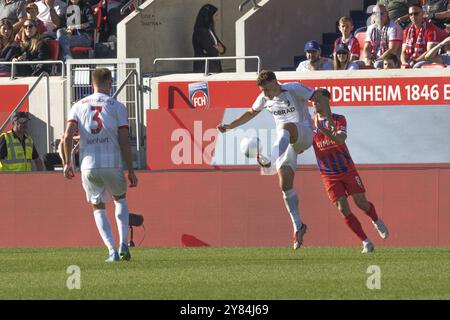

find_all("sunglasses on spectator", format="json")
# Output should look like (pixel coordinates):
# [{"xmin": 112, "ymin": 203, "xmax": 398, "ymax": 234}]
[
  {"xmin": 24, "ymin": 24, "xmax": 36, "ymax": 29},
  {"xmin": 337, "ymin": 51, "xmax": 349, "ymax": 55},
  {"xmin": 409, "ymin": 11, "xmax": 421, "ymax": 16},
  {"xmin": 16, "ymin": 119, "xmax": 29, "ymax": 124}
]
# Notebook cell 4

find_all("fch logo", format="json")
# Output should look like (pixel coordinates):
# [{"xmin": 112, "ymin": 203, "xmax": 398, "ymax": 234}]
[{"xmin": 189, "ymin": 82, "xmax": 210, "ymax": 109}]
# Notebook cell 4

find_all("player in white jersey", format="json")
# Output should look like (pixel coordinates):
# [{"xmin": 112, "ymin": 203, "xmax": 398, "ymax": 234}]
[
  {"xmin": 217, "ymin": 70, "xmax": 332, "ymax": 250},
  {"xmin": 62, "ymin": 68, "xmax": 138, "ymax": 262}
]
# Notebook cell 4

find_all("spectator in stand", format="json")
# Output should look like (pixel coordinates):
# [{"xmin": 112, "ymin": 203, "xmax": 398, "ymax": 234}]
[
  {"xmin": 401, "ymin": 4, "xmax": 447, "ymax": 67},
  {"xmin": 296, "ymin": 40, "xmax": 333, "ymax": 71},
  {"xmin": 333, "ymin": 43, "xmax": 360, "ymax": 70},
  {"xmin": 424, "ymin": 35, "xmax": 450, "ymax": 65},
  {"xmin": 334, "ymin": 16, "xmax": 360, "ymax": 61},
  {"xmin": 382, "ymin": 52, "xmax": 402, "ymax": 68},
  {"xmin": 364, "ymin": 4, "xmax": 403, "ymax": 68},
  {"xmin": 26, "ymin": 2, "xmax": 46, "ymax": 34},
  {"xmin": 377, "ymin": 0, "xmax": 424, "ymax": 28},
  {"xmin": 192, "ymin": 4, "xmax": 226, "ymax": 73},
  {"xmin": 57, "ymin": 0, "xmax": 94, "ymax": 60},
  {"xmin": 0, "ymin": 19, "xmax": 21, "ymax": 73},
  {"xmin": 422, "ymin": 0, "xmax": 450, "ymax": 30},
  {"xmin": 13, "ymin": 18, "xmax": 51, "ymax": 76},
  {"xmin": 104, "ymin": 0, "xmax": 127, "ymax": 42},
  {"xmin": 0, "ymin": 0, "xmax": 27, "ymax": 34},
  {"xmin": 15, "ymin": 3, "xmax": 47, "ymax": 44},
  {"xmin": 35, "ymin": 0, "xmax": 67, "ymax": 38}
]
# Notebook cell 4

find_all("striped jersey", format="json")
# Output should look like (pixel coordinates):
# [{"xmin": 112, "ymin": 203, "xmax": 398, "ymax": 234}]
[
  {"xmin": 67, "ymin": 92, "xmax": 129, "ymax": 170},
  {"xmin": 312, "ymin": 113, "xmax": 356, "ymax": 176}
]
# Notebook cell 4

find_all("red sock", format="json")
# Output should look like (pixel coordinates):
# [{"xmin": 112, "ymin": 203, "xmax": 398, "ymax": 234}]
[
  {"xmin": 364, "ymin": 202, "xmax": 379, "ymax": 222},
  {"xmin": 344, "ymin": 214, "xmax": 367, "ymax": 241}
]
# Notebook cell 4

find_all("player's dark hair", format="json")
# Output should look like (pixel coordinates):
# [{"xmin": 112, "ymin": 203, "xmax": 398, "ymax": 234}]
[
  {"xmin": 316, "ymin": 88, "xmax": 331, "ymax": 99},
  {"xmin": 92, "ymin": 68, "xmax": 112, "ymax": 86},
  {"xmin": 256, "ymin": 70, "xmax": 277, "ymax": 86}
]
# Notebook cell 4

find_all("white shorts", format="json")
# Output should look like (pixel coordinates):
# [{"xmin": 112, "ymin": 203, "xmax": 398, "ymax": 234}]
[
  {"xmin": 81, "ymin": 168, "xmax": 127, "ymax": 204},
  {"xmin": 275, "ymin": 123, "xmax": 313, "ymax": 173}
]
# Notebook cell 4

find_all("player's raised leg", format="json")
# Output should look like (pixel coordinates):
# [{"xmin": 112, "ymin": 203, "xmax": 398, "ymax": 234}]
[
  {"xmin": 334, "ymin": 196, "xmax": 374, "ymax": 253},
  {"xmin": 352, "ymin": 193, "xmax": 389, "ymax": 239},
  {"xmin": 113, "ymin": 194, "xmax": 131, "ymax": 261},
  {"xmin": 278, "ymin": 166, "xmax": 307, "ymax": 250}
]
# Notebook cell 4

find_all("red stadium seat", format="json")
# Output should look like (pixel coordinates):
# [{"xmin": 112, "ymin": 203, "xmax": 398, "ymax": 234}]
[
  {"xmin": 354, "ymin": 27, "xmax": 367, "ymax": 60},
  {"xmin": 69, "ymin": 2, "xmax": 104, "ymax": 58},
  {"xmin": 46, "ymin": 39, "xmax": 60, "ymax": 60},
  {"xmin": 0, "ymin": 72, "xmax": 11, "ymax": 77},
  {"xmin": 46, "ymin": 39, "xmax": 61, "ymax": 75}
]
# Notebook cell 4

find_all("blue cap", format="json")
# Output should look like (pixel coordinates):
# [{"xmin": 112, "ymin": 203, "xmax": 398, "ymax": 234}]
[
  {"xmin": 335, "ymin": 43, "xmax": 350, "ymax": 54},
  {"xmin": 304, "ymin": 40, "xmax": 321, "ymax": 52}
]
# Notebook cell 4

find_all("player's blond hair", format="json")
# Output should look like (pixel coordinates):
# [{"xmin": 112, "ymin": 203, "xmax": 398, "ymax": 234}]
[
  {"xmin": 92, "ymin": 68, "xmax": 112, "ymax": 86},
  {"xmin": 338, "ymin": 16, "xmax": 354, "ymax": 26}
]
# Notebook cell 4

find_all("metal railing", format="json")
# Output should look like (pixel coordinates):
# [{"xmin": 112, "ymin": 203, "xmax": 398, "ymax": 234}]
[
  {"xmin": 120, "ymin": 0, "xmax": 144, "ymax": 15},
  {"xmin": 239, "ymin": 0, "xmax": 261, "ymax": 12},
  {"xmin": 112, "ymin": 69, "xmax": 142, "ymax": 167},
  {"xmin": 0, "ymin": 72, "xmax": 51, "ymax": 153},
  {"xmin": 0, "ymin": 60, "xmax": 65, "ymax": 79},
  {"xmin": 152, "ymin": 56, "xmax": 261, "ymax": 76}
]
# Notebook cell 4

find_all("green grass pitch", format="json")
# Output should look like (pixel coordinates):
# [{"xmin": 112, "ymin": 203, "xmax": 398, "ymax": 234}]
[{"xmin": 0, "ymin": 247, "xmax": 449, "ymax": 300}]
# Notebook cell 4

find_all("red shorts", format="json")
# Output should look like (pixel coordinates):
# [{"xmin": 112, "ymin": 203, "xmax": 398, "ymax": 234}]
[{"xmin": 321, "ymin": 170, "xmax": 366, "ymax": 203}]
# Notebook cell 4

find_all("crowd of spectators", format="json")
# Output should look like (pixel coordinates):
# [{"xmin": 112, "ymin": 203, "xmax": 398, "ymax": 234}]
[
  {"xmin": 2, "ymin": 1, "xmax": 448, "ymax": 77},
  {"xmin": 296, "ymin": 0, "xmax": 449, "ymax": 71},
  {"xmin": 0, "ymin": 0, "xmax": 130, "ymax": 76}
]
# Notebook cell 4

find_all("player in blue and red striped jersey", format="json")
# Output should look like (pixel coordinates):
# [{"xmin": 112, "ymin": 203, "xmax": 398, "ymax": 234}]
[{"xmin": 312, "ymin": 88, "xmax": 389, "ymax": 253}]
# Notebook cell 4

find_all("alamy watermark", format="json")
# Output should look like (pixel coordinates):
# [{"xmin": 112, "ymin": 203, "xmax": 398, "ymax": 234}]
[
  {"xmin": 366, "ymin": 265, "xmax": 381, "ymax": 290},
  {"xmin": 170, "ymin": 121, "xmax": 278, "ymax": 165},
  {"xmin": 66, "ymin": 265, "xmax": 81, "ymax": 290}
]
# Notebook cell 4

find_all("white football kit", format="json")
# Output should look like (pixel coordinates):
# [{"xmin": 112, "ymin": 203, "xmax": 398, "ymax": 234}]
[
  {"xmin": 68, "ymin": 92, "xmax": 129, "ymax": 204},
  {"xmin": 252, "ymin": 82, "xmax": 314, "ymax": 172}
]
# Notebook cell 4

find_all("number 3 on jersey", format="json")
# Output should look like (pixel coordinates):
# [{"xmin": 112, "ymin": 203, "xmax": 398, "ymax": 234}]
[{"xmin": 90, "ymin": 106, "xmax": 103, "ymax": 134}]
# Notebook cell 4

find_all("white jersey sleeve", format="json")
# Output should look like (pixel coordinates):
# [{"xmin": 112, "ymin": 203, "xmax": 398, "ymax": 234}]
[
  {"xmin": 388, "ymin": 21, "xmax": 403, "ymax": 42},
  {"xmin": 282, "ymin": 82, "xmax": 315, "ymax": 103},
  {"xmin": 117, "ymin": 102, "xmax": 129, "ymax": 128},
  {"xmin": 68, "ymin": 102, "xmax": 79, "ymax": 124},
  {"xmin": 251, "ymin": 92, "xmax": 266, "ymax": 112}
]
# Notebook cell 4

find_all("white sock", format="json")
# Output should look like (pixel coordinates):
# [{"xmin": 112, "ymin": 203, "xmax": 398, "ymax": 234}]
[
  {"xmin": 282, "ymin": 189, "xmax": 302, "ymax": 232},
  {"xmin": 114, "ymin": 198, "xmax": 129, "ymax": 246},
  {"xmin": 270, "ymin": 129, "xmax": 290, "ymax": 165},
  {"xmin": 93, "ymin": 209, "xmax": 116, "ymax": 254}
]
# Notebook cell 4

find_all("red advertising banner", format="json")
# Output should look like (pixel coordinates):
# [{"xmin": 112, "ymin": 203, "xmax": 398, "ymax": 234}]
[
  {"xmin": 156, "ymin": 76, "xmax": 450, "ymax": 109},
  {"xmin": 0, "ymin": 85, "xmax": 29, "ymax": 131},
  {"xmin": 147, "ymin": 109, "xmax": 224, "ymax": 170}
]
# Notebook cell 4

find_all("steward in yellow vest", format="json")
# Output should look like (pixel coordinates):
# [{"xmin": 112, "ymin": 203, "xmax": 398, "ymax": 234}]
[{"xmin": 0, "ymin": 112, "xmax": 43, "ymax": 172}]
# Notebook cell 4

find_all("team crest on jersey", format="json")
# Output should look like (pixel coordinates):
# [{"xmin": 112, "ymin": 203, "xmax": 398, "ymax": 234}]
[{"xmin": 189, "ymin": 82, "xmax": 210, "ymax": 109}]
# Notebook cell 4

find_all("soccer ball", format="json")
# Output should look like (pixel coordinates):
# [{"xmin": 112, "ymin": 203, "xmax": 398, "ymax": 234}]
[{"xmin": 240, "ymin": 136, "xmax": 262, "ymax": 158}]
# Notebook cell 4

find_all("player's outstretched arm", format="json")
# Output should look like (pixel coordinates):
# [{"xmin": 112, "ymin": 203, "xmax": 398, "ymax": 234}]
[
  {"xmin": 217, "ymin": 109, "xmax": 260, "ymax": 133},
  {"xmin": 118, "ymin": 127, "xmax": 138, "ymax": 188}
]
